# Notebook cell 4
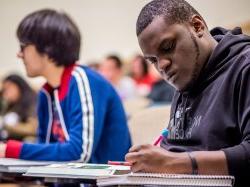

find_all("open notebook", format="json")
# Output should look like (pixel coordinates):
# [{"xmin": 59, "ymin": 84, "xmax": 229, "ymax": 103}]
[
  {"xmin": 97, "ymin": 173, "xmax": 235, "ymax": 187},
  {"xmin": 24, "ymin": 163, "xmax": 234, "ymax": 187}
]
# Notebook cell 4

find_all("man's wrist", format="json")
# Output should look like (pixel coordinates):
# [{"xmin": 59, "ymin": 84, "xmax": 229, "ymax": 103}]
[
  {"xmin": 187, "ymin": 152, "xmax": 198, "ymax": 175},
  {"xmin": 168, "ymin": 152, "xmax": 194, "ymax": 174}
]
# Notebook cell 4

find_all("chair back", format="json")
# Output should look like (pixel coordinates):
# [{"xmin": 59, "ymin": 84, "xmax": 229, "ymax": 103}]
[{"xmin": 128, "ymin": 104, "xmax": 171, "ymax": 145}]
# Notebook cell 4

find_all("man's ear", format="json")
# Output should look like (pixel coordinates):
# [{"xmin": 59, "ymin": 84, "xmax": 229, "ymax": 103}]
[{"xmin": 190, "ymin": 15, "xmax": 206, "ymax": 38}]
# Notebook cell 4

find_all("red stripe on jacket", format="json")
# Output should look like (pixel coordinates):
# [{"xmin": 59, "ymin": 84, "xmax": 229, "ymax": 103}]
[{"xmin": 5, "ymin": 140, "xmax": 23, "ymax": 158}]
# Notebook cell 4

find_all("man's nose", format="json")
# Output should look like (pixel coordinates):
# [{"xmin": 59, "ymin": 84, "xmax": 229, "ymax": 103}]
[
  {"xmin": 157, "ymin": 58, "xmax": 171, "ymax": 73},
  {"xmin": 17, "ymin": 51, "xmax": 23, "ymax": 59}
]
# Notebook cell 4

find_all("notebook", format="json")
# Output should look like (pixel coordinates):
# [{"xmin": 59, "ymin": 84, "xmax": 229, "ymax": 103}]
[
  {"xmin": 24, "ymin": 162, "xmax": 131, "ymax": 179},
  {"xmin": 97, "ymin": 173, "xmax": 235, "ymax": 187},
  {"xmin": 0, "ymin": 158, "xmax": 62, "ymax": 173},
  {"xmin": 24, "ymin": 163, "xmax": 234, "ymax": 187}
]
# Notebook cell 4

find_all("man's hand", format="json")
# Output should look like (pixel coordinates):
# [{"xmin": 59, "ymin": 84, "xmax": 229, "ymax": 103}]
[
  {"xmin": 125, "ymin": 144, "xmax": 228, "ymax": 175},
  {"xmin": 125, "ymin": 144, "xmax": 191, "ymax": 173},
  {"xmin": 0, "ymin": 143, "xmax": 6, "ymax": 158}
]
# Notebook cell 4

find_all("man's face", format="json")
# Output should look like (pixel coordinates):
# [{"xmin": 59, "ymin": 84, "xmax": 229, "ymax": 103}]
[
  {"xmin": 138, "ymin": 16, "xmax": 202, "ymax": 91},
  {"xmin": 17, "ymin": 44, "xmax": 46, "ymax": 77},
  {"xmin": 2, "ymin": 81, "xmax": 20, "ymax": 103},
  {"xmin": 99, "ymin": 59, "xmax": 120, "ymax": 82}
]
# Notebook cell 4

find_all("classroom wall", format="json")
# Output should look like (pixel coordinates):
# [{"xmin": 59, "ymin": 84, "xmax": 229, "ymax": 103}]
[{"xmin": 0, "ymin": 0, "xmax": 250, "ymax": 85}]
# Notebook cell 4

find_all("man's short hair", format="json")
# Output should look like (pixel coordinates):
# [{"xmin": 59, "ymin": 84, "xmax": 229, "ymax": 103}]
[
  {"xmin": 106, "ymin": 55, "xmax": 123, "ymax": 69},
  {"xmin": 17, "ymin": 9, "xmax": 81, "ymax": 66},
  {"xmin": 136, "ymin": 0, "xmax": 203, "ymax": 36}
]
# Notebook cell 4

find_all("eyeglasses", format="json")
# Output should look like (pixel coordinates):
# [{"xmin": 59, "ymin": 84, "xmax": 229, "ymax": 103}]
[{"xmin": 19, "ymin": 42, "xmax": 30, "ymax": 52}]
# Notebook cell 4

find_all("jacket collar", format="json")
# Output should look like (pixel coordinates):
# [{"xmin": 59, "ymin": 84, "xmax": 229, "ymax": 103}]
[{"xmin": 42, "ymin": 64, "xmax": 76, "ymax": 101}]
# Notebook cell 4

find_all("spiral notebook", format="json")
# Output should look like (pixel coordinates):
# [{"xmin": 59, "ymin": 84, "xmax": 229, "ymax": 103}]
[{"xmin": 97, "ymin": 173, "xmax": 234, "ymax": 187}]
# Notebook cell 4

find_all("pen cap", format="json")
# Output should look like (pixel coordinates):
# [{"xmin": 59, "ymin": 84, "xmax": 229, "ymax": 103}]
[{"xmin": 162, "ymin": 129, "xmax": 168, "ymax": 138}]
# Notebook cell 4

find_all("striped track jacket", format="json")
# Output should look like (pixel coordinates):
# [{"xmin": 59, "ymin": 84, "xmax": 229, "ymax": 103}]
[{"xmin": 5, "ymin": 65, "xmax": 131, "ymax": 163}]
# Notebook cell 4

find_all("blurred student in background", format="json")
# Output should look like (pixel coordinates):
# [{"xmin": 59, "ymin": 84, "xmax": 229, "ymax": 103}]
[
  {"xmin": 147, "ymin": 66, "xmax": 175, "ymax": 104},
  {"xmin": 87, "ymin": 61, "xmax": 100, "ymax": 72},
  {"xmin": 0, "ymin": 74, "xmax": 37, "ymax": 141},
  {"xmin": 130, "ymin": 54, "xmax": 155, "ymax": 96},
  {"xmin": 0, "ymin": 9, "xmax": 131, "ymax": 162},
  {"xmin": 100, "ymin": 55, "xmax": 137, "ymax": 100}
]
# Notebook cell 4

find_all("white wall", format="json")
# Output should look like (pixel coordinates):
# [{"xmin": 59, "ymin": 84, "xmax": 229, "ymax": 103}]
[
  {"xmin": 0, "ymin": 0, "xmax": 250, "ymax": 84},
  {"xmin": 188, "ymin": 0, "xmax": 250, "ymax": 28}
]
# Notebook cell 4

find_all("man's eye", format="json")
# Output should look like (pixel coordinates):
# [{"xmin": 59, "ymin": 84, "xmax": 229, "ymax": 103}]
[{"xmin": 160, "ymin": 42, "xmax": 175, "ymax": 53}]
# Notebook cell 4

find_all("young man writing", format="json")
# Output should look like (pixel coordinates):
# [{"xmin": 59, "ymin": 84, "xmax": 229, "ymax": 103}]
[{"xmin": 125, "ymin": 0, "xmax": 250, "ymax": 186}]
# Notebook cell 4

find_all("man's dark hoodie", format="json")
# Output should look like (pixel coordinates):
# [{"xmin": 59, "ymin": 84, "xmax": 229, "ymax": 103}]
[{"xmin": 161, "ymin": 27, "xmax": 250, "ymax": 187}]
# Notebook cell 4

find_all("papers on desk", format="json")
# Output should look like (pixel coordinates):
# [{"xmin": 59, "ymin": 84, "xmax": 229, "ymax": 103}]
[
  {"xmin": 0, "ymin": 158, "xmax": 63, "ymax": 173},
  {"xmin": 25, "ymin": 163, "xmax": 130, "ymax": 179},
  {"xmin": 23, "ymin": 162, "xmax": 234, "ymax": 187}
]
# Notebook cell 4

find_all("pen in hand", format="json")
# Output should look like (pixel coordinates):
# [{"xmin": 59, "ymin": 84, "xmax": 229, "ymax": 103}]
[
  {"xmin": 108, "ymin": 160, "xmax": 131, "ymax": 166},
  {"xmin": 110, "ymin": 129, "xmax": 168, "ymax": 166},
  {"xmin": 153, "ymin": 129, "xmax": 168, "ymax": 146}
]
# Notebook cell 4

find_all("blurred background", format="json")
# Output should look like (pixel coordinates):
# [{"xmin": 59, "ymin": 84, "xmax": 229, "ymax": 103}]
[{"xmin": 0, "ymin": 0, "xmax": 250, "ymax": 86}]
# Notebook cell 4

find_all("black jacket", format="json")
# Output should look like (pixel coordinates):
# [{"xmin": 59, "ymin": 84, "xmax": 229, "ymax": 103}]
[{"xmin": 161, "ymin": 27, "xmax": 250, "ymax": 187}]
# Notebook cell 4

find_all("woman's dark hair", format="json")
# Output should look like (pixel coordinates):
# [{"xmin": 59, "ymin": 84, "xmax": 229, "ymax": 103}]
[
  {"xmin": 106, "ymin": 55, "xmax": 123, "ymax": 69},
  {"xmin": 3, "ymin": 74, "xmax": 37, "ymax": 122},
  {"xmin": 17, "ymin": 9, "xmax": 81, "ymax": 66},
  {"xmin": 134, "ymin": 55, "xmax": 149, "ymax": 76}
]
